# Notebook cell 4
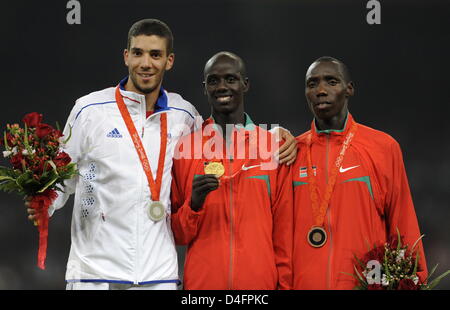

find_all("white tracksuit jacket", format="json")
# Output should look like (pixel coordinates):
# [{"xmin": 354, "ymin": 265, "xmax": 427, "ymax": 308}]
[{"xmin": 49, "ymin": 78, "xmax": 201, "ymax": 285}]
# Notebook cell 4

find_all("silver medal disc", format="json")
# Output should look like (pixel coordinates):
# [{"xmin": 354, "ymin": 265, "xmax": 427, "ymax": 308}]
[{"xmin": 148, "ymin": 201, "xmax": 166, "ymax": 222}]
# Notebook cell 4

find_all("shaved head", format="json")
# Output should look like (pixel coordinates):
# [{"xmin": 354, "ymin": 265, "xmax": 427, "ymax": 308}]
[{"xmin": 204, "ymin": 51, "xmax": 247, "ymax": 79}]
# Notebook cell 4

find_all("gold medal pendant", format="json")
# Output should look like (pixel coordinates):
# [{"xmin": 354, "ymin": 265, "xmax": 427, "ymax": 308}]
[
  {"xmin": 148, "ymin": 201, "xmax": 166, "ymax": 222},
  {"xmin": 204, "ymin": 162, "xmax": 225, "ymax": 178},
  {"xmin": 307, "ymin": 226, "xmax": 327, "ymax": 248}
]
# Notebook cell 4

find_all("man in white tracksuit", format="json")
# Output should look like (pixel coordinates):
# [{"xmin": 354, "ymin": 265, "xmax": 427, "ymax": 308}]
[
  {"xmin": 27, "ymin": 19, "xmax": 297, "ymax": 290},
  {"xmin": 28, "ymin": 18, "xmax": 199, "ymax": 290}
]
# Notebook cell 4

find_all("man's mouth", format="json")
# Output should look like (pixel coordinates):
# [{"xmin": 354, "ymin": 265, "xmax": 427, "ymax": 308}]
[
  {"xmin": 138, "ymin": 73, "xmax": 154, "ymax": 81},
  {"xmin": 315, "ymin": 101, "xmax": 332, "ymax": 109},
  {"xmin": 216, "ymin": 95, "xmax": 233, "ymax": 103}
]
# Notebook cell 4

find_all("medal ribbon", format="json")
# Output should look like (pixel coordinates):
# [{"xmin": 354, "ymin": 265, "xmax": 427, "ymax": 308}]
[
  {"xmin": 115, "ymin": 86, "xmax": 167, "ymax": 201},
  {"xmin": 306, "ymin": 123, "xmax": 358, "ymax": 227}
]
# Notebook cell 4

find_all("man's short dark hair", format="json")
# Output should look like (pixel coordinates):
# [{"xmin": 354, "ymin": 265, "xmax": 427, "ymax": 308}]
[
  {"xmin": 127, "ymin": 19, "xmax": 174, "ymax": 54},
  {"xmin": 313, "ymin": 56, "xmax": 352, "ymax": 83}
]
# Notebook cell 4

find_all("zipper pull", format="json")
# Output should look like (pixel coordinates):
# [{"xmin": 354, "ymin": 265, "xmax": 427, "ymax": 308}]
[{"xmin": 101, "ymin": 212, "xmax": 105, "ymax": 222}]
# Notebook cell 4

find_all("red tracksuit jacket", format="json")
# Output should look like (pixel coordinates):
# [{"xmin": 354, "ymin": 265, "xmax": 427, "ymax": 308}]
[
  {"xmin": 171, "ymin": 116, "xmax": 293, "ymax": 290},
  {"xmin": 292, "ymin": 113, "xmax": 427, "ymax": 289}
]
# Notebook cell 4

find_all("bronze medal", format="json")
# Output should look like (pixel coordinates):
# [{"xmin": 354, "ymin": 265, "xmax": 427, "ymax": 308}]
[
  {"xmin": 307, "ymin": 226, "xmax": 327, "ymax": 248},
  {"xmin": 204, "ymin": 162, "xmax": 225, "ymax": 178}
]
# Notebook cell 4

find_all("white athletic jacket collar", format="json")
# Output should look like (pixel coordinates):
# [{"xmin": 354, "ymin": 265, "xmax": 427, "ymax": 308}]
[{"xmin": 118, "ymin": 76, "xmax": 169, "ymax": 113}]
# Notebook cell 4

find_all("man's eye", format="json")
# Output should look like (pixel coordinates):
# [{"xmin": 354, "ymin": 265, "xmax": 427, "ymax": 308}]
[
  {"xmin": 328, "ymin": 80, "xmax": 338, "ymax": 86},
  {"xmin": 151, "ymin": 52, "xmax": 162, "ymax": 59},
  {"xmin": 307, "ymin": 82, "xmax": 316, "ymax": 88},
  {"xmin": 133, "ymin": 51, "xmax": 142, "ymax": 56},
  {"xmin": 207, "ymin": 79, "xmax": 217, "ymax": 85},
  {"xmin": 226, "ymin": 76, "xmax": 237, "ymax": 83}
]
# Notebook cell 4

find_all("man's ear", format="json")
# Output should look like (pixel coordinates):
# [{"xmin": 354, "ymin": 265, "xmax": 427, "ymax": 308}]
[
  {"xmin": 123, "ymin": 49, "xmax": 129, "ymax": 66},
  {"xmin": 243, "ymin": 77, "xmax": 250, "ymax": 92},
  {"xmin": 346, "ymin": 81, "xmax": 355, "ymax": 97},
  {"xmin": 165, "ymin": 53, "xmax": 175, "ymax": 71},
  {"xmin": 202, "ymin": 81, "xmax": 207, "ymax": 95}
]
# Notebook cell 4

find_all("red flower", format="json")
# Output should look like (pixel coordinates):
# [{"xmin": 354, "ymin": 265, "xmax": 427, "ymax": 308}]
[
  {"xmin": 36, "ymin": 123, "xmax": 54, "ymax": 139},
  {"xmin": 363, "ymin": 245, "xmax": 385, "ymax": 265},
  {"xmin": 23, "ymin": 112, "xmax": 43, "ymax": 128},
  {"xmin": 397, "ymin": 279, "xmax": 419, "ymax": 290},
  {"xmin": 367, "ymin": 284, "xmax": 385, "ymax": 290},
  {"xmin": 53, "ymin": 151, "xmax": 71, "ymax": 167},
  {"xmin": 0, "ymin": 133, "xmax": 14, "ymax": 147},
  {"xmin": 10, "ymin": 153, "xmax": 24, "ymax": 170},
  {"xmin": 52, "ymin": 129, "xmax": 63, "ymax": 139},
  {"xmin": 33, "ymin": 157, "xmax": 46, "ymax": 175}
]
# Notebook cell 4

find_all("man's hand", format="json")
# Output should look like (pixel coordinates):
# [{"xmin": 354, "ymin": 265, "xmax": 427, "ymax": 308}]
[
  {"xmin": 274, "ymin": 127, "xmax": 298, "ymax": 166},
  {"xmin": 191, "ymin": 174, "xmax": 219, "ymax": 212},
  {"xmin": 25, "ymin": 200, "xmax": 38, "ymax": 226}
]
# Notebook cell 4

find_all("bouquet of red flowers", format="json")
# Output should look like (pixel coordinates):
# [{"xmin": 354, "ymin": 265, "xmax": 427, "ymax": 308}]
[
  {"xmin": 346, "ymin": 229, "xmax": 450, "ymax": 290},
  {"xmin": 0, "ymin": 112, "xmax": 78, "ymax": 269}
]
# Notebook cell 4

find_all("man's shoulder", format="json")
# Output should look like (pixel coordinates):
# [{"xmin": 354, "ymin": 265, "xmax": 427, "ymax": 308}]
[
  {"xmin": 356, "ymin": 123, "xmax": 399, "ymax": 149},
  {"xmin": 69, "ymin": 87, "xmax": 116, "ymax": 124},
  {"xmin": 75, "ymin": 87, "xmax": 116, "ymax": 107},
  {"xmin": 166, "ymin": 91, "xmax": 194, "ymax": 109},
  {"xmin": 295, "ymin": 130, "xmax": 312, "ymax": 144}
]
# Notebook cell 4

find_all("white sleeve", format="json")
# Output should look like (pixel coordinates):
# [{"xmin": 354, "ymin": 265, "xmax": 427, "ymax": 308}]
[{"xmin": 48, "ymin": 101, "xmax": 88, "ymax": 217}]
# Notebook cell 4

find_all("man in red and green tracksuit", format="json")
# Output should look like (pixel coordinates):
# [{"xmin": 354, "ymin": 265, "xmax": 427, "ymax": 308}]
[
  {"xmin": 171, "ymin": 52, "xmax": 294, "ymax": 290},
  {"xmin": 292, "ymin": 56, "xmax": 428, "ymax": 289}
]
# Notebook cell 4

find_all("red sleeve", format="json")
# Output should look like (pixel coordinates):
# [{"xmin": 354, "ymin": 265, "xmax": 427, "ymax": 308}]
[
  {"xmin": 170, "ymin": 146, "xmax": 203, "ymax": 245},
  {"xmin": 271, "ymin": 163, "xmax": 294, "ymax": 290},
  {"xmin": 384, "ymin": 140, "xmax": 428, "ymax": 282}
]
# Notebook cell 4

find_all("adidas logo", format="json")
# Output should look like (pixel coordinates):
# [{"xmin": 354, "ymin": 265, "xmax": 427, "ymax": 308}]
[{"xmin": 107, "ymin": 128, "xmax": 123, "ymax": 138}]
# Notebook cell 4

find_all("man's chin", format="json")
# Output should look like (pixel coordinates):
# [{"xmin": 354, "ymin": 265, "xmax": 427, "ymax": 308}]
[{"xmin": 138, "ymin": 86, "xmax": 157, "ymax": 94}]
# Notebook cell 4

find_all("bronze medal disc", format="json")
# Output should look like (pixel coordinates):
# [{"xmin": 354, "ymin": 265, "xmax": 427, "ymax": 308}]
[
  {"xmin": 204, "ymin": 162, "xmax": 225, "ymax": 178},
  {"xmin": 307, "ymin": 226, "xmax": 327, "ymax": 248}
]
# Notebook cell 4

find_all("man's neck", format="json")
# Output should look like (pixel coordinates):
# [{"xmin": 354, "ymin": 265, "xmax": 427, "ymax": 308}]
[
  {"xmin": 124, "ymin": 79, "xmax": 160, "ymax": 112},
  {"xmin": 315, "ymin": 110, "xmax": 348, "ymax": 131},
  {"xmin": 212, "ymin": 109, "xmax": 246, "ymax": 140}
]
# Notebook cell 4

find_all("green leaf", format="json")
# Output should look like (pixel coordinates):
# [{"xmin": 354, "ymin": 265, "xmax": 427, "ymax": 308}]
[
  {"xmin": 426, "ymin": 270, "xmax": 450, "ymax": 290},
  {"xmin": 425, "ymin": 264, "xmax": 439, "ymax": 284},
  {"xmin": 3, "ymin": 131, "xmax": 10, "ymax": 151},
  {"xmin": 63, "ymin": 125, "xmax": 73, "ymax": 144},
  {"xmin": 37, "ymin": 176, "xmax": 58, "ymax": 193},
  {"xmin": 353, "ymin": 253, "xmax": 366, "ymax": 270},
  {"xmin": 412, "ymin": 234, "xmax": 425, "ymax": 252},
  {"xmin": 0, "ymin": 176, "xmax": 15, "ymax": 182},
  {"xmin": 413, "ymin": 251, "xmax": 420, "ymax": 275},
  {"xmin": 384, "ymin": 249, "xmax": 391, "ymax": 277},
  {"xmin": 0, "ymin": 179, "xmax": 21, "ymax": 194},
  {"xmin": 15, "ymin": 171, "xmax": 32, "ymax": 189},
  {"xmin": 353, "ymin": 265, "xmax": 366, "ymax": 285},
  {"xmin": 396, "ymin": 227, "xmax": 402, "ymax": 251}
]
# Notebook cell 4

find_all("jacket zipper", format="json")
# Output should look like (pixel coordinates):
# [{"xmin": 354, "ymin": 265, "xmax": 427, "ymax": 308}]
[
  {"xmin": 228, "ymin": 156, "xmax": 234, "ymax": 289},
  {"xmin": 325, "ymin": 133, "xmax": 333, "ymax": 289},
  {"xmin": 135, "ymin": 102, "xmax": 147, "ymax": 285}
]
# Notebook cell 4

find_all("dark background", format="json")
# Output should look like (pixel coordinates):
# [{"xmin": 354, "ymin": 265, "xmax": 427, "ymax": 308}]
[{"xmin": 0, "ymin": 0, "xmax": 449, "ymax": 289}]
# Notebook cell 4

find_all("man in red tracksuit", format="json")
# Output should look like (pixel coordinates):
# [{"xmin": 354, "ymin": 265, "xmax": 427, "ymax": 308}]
[
  {"xmin": 171, "ymin": 52, "xmax": 293, "ymax": 290},
  {"xmin": 293, "ymin": 56, "xmax": 428, "ymax": 289}
]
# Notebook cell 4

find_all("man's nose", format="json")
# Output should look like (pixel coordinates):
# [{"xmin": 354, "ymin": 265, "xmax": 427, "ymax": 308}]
[
  {"xmin": 140, "ymin": 54, "xmax": 152, "ymax": 69},
  {"xmin": 216, "ymin": 78, "xmax": 228, "ymax": 91},
  {"xmin": 316, "ymin": 82, "xmax": 327, "ymax": 96}
]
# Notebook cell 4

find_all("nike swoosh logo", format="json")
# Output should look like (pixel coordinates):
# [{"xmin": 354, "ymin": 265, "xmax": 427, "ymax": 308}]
[
  {"xmin": 242, "ymin": 164, "xmax": 262, "ymax": 171},
  {"xmin": 339, "ymin": 165, "xmax": 360, "ymax": 173}
]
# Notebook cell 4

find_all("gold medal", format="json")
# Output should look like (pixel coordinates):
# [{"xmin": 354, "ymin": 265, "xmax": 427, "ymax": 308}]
[
  {"xmin": 148, "ymin": 201, "xmax": 166, "ymax": 222},
  {"xmin": 307, "ymin": 226, "xmax": 327, "ymax": 248},
  {"xmin": 204, "ymin": 162, "xmax": 225, "ymax": 178}
]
